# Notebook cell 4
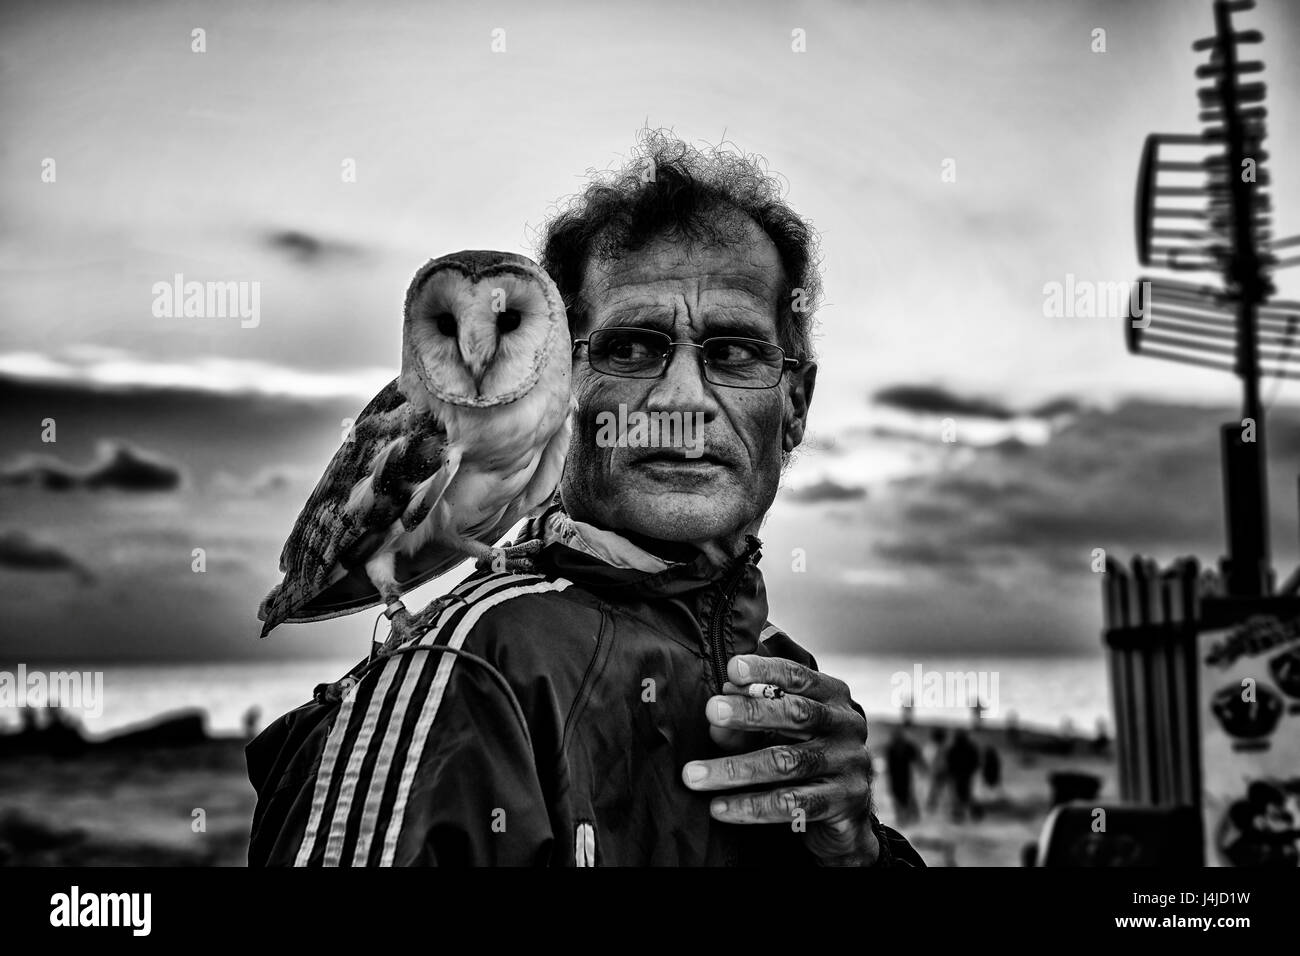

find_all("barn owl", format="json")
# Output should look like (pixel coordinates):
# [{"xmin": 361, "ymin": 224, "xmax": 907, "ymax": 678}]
[{"xmin": 258, "ymin": 250, "xmax": 572, "ymax": 651}]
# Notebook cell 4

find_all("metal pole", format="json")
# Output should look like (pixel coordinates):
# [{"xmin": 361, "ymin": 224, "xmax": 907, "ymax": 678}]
[{"xmin": 1214, "ymin": 0, "xmax": 1270, "ymax": 596}]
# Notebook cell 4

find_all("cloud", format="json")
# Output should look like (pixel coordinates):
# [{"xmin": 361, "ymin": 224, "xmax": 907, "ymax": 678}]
[
  {"xmin": 872, "ymin": 385, "xmax": 1017, "ymax": 421},
  {"xmin": 838, "ymin": 385, "xmax": 1075, "ymax": 457},
  {"xmin": 213, "ymin": 465, "xmax": 316, "ymax": 496},
  {"xmin": 868, "ymin": 399, "xmax": 1263, "ymax": 576},
  {"xmin": 761, "ymin": 396, "xmax": 1300, "ymax": 656},
  {"xmin": 266, "ymin": 229, "xmax": 364, "ymax": 265},
  {"xmin": 990, "ymin": 436, "xmax": 1033, "ymax": 456},
  {"xmin": 873, "ymin": 538, "xmax": 975, "ymax": 570},
  {"xmin": 0, "ymin": 440, "xmax": 183, "ymax": 492},
  {"xmin": 0, "ymin": 531, "xmax": 94, "ymax": 583},
  {"xmin": 784, "ymin": 386, "xmax": 1075, "ymax": 500},
  {"xmin": 782, "ymin": 478, "xmax": 867, "ymax": 504},
  {"xmin": 1029, "ymin": 397, "xmax": 1084, "ymax": 419},
  {"xmin": 0, "ymin": 347, "xmax": 392, "ymax": 401},
  {"xmin": 918, "ymin": 474, "xmax": 1040, "ymax": 505}
]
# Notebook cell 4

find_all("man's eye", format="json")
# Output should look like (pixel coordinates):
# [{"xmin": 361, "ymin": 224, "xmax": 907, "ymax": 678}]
[
  {"xmin": 711, "ymin": 341, "xmax": 760, "ymax": 365},
  {"xmin": 609, "ymin": 337, "xmax": 656, "ymax": 362},
  {"xmin": 611, "ymin": 342, "xmax": 645, "ymax": 359}
]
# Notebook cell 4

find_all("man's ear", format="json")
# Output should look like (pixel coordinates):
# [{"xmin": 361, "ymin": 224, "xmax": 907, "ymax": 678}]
[{"xmin": 782, "ymin": 361, "xmax": 817, "ymax": 453}]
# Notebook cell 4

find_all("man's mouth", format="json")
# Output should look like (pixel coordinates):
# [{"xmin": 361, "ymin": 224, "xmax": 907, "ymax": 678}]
[{"xmin": 632, "ymin": 450, "xmax": 727, "ymax": 468}]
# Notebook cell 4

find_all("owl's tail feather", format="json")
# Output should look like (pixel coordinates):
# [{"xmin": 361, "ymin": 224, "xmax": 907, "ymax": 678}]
[
  {"xmin": 258, "ymin": 575, "xmax": 333, "ymax": 636},
  {"xmin": 257, "ymin": 558, "xmax": 380, "ymax": 637},
  {"xmin": 259, "ymin": 580, "xmax": 311, "ymax": 638}
]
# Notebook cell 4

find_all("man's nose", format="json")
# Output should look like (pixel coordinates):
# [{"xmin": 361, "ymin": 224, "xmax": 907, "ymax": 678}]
[{"xmin": 645, "ymin": 344, "xmax": 718, "ymax": 419}]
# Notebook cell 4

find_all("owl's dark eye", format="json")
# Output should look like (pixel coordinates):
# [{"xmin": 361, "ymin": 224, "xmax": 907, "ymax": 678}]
[
  {"xmin": 434, "ymin": 312, "xmax": 457, "ymax": 337},
  {"xmin": 497, "ymin": 308, "xmax": 522, "ymax": 334}
]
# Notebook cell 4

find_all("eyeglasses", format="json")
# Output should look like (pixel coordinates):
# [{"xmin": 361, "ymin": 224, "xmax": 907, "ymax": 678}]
[{"xmin": 572, "ymin": 327, "xmax": 799, "ymax": 389}]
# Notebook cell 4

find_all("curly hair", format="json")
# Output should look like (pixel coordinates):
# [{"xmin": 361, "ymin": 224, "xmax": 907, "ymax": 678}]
[{"xmin": 537, "ymin": 129, "xmax": 821, "ymax": 362}]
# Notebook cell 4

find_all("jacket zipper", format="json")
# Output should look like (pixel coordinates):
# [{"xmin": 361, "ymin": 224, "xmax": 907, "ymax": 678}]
[{"xmin": 707, "ymin": 537, "xmax": 762, "ymax": 693}]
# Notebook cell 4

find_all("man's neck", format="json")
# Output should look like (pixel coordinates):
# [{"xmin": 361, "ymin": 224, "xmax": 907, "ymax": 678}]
[
  {"xmin": 556, "ymin": 494, "xmax": 764, "ymax": 570},
  {"xmin": 620, "ymin": 520, "xmax": 763, "ymax": 570}
]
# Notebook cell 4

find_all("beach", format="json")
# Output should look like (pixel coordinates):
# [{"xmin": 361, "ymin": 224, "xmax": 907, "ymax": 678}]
[
  {"xmin": 0, "ymin": 710, "xmax": 1114, "ymax": 867},
  {"xmin": 0, "ymin": 734, "xmax": 254, "ymax": 866}
]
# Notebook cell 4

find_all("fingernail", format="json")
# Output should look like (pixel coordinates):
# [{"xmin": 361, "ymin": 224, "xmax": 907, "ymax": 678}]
[
  {"xmin": 712, "ymin": 699, "xmax": 733, "ymax": 722},
  {"xmin": 735, "ymin": 658, "xmax": 750, "ymax": 681},
  {"xmin": 712, "ymin": 799, "xmax": 728, "ymax": 815},
  {"xmin": 684, "ymin": 762, "xmax": 707, "ymax": 784}
]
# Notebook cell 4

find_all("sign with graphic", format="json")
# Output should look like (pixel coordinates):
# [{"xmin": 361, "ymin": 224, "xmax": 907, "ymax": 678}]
[{"xmin": 1198, "ymin": 615, "xmax": 1300, "ymax": 867}]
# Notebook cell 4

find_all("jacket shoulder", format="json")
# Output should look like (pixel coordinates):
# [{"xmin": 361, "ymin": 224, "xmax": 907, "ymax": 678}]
[
  {"xmin": 247, "ymin": 571, "xmax": 594, "ymax": 867},
  {"xmin": 451, "ymin": 569, "xmax": 606, "ymax": 665}
]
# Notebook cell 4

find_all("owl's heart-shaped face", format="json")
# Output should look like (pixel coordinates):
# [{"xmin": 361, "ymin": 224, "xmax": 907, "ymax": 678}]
[{"xmin": 402, "ymin": 251, "xmax": 567, "ymax": 408}]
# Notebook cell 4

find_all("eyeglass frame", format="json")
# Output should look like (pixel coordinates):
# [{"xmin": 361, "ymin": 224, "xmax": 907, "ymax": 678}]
[{"xmin": 571, "ymin": 326, "xmax": 802, "ymax": 390}]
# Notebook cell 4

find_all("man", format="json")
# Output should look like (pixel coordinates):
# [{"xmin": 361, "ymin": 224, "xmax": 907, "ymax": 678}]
[
  {"xmin": 885, "ymin": 726, "xmax": 923, "ymax": 825},
  {"xmin": 246, "ymin": 131, "xmax": 922, "ymax": 867},
  {"xmin": 947, "ymin": 729, "xmax": 982, "ymax": 823},
  {"xmin": 925, "ymin": 727, "xmax": 950, "ymax": 815}
]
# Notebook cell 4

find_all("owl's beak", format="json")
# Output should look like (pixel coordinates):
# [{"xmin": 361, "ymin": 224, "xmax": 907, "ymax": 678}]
[{"xmin": 459, "ymin": 323, "xmax": 498, "ymax": 389}]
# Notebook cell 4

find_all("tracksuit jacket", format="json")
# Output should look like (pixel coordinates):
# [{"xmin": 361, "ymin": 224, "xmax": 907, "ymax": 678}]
[{"xmin": 246, "ymin": 508, "xmax": 924, "ymax": 867}]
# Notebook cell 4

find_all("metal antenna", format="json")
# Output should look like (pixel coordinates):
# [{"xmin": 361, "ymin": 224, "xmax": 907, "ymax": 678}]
[{"xmin": 1129, "ymin": 0, "xmax": 1300, "ymax": 597}]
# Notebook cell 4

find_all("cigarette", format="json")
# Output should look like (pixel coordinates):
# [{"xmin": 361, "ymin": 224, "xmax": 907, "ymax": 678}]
[{"xmin": 746, "ymin": 683, "xmax": 785, "ymax": 699}]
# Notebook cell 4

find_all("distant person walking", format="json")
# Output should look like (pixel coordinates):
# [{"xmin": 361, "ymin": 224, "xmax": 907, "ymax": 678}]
[
  {"xmin": 924, "ymin": 727, "xmax": 949, "ymax": 815},
  {"xmin": 980, "ymin": 742, "xmax": 1003, "ymax": 800},
  {"xmin": 947, "ymin": 730, "xmax": 982, "ymax": 822},
  {"xmin": 885, "ymin": 727, "xmax": 923, "ymax": 825}
]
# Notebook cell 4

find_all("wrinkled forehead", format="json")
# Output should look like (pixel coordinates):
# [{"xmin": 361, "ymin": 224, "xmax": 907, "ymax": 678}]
[{"xmin": 576, "ymin": 217, "xmax": 785, "ymax": 335}]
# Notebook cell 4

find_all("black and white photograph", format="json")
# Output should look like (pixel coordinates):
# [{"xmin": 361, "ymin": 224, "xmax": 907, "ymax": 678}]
[{"xmin": 1, "ymin": 0, "xmax": 1298, "ymax": 935}]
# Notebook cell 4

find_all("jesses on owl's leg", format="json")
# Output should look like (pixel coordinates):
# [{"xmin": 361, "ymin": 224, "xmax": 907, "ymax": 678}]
[{"xmin": 364, "ymin": 550, "xmax": 420, "ymax": 654}]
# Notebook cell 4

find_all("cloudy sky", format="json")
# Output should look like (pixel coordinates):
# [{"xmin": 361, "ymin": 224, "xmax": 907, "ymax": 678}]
[{"xmin": 2, "ymin": 0, "xmax": 1299, "ymax": 663}]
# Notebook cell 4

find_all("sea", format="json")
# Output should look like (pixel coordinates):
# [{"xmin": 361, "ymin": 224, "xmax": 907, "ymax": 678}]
[{"xmin": 1, "ymin": 653, "xmax": 1113, "ymax": 740}]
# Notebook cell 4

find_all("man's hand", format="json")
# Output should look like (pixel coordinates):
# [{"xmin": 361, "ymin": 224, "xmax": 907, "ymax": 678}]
[{"xmin": 681, "ymin": 654, "xmax": 880, "ymax": 866}]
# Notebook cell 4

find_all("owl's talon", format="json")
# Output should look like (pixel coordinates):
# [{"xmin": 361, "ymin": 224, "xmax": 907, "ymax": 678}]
[
  {"xmin": 376, "ymin": 594, "xmax": 461, "ymax": 657},
  {"xmin": 474, "ymin": 538, "xmax": 541, "ymax": 574},
  {"xmin": 505, "ymin": 538, "xmax": 542, "ymax": 573},
  {"xmin": 377, "ymin": 606, "xmax": 421, "ymax": 658},
  {"xmin": 473, "ymin": 546, "xmax": 510, "ymax": 573}
]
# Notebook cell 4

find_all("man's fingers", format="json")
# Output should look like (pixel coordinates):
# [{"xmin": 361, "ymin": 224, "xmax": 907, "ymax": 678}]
[
  {"xmin": 681, "ymin": 740, "xmax": 833, "ymax": 791},
  {"xmin": 706, "ymin": 779, "xmax": 850, "ymax": 826},
  {"xmin": 708, "ymin": 724, "xmax": 765, "ymax": 753},
  {"xmin": 726, "ymin": 655, "xmax": 850, "ymax": 703},
  {"xmin": 706, "ymin": 692, "xmax": 844, "ymax": 738}
]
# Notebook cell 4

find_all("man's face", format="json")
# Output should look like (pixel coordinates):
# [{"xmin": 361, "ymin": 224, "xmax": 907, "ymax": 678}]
[{"xmin": 560, "ymin": 215, "xmax": 816, "ymax": 554}]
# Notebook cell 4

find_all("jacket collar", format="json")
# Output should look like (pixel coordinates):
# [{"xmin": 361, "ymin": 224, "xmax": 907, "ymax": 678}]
[{"xmin": 520, "ymin": 505, "xmax": 764, "ymax": 599}]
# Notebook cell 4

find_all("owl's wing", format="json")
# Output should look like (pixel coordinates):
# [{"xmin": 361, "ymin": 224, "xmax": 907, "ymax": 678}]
[{"xmin": 258, "ymin": 379, "xmax": 453, "ymax": 635}]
